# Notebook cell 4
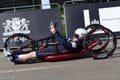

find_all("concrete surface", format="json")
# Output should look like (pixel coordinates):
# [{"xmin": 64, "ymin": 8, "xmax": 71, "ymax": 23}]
[{"xmin": 0, "ymin": 49, "xmax": 120, "ymax": 80}]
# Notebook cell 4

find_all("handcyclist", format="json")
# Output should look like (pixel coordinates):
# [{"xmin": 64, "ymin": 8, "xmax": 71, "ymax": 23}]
[{"xmin": 5, "ymin": 22, "xmax": 88, "ymax": 64}]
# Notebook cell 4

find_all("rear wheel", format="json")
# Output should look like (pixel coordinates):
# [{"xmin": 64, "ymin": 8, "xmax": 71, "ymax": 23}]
[
  {"xmin": 84, "ymin": 24, "xmax": 117, "ymax": 59},
  {"xmin": 85, "ymin": 24, "xmax": 105, "ymax": 32}
]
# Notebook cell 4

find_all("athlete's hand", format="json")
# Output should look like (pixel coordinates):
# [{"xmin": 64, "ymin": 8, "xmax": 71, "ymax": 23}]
[{"xmin": 49, "ymin": 25, "xmax": 56, "ymax": 34}]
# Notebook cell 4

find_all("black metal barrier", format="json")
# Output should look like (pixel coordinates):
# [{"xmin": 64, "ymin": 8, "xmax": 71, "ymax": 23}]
[
  {"xmin": 64, "ymin": 1, "xmax": 120, "ymax": 38},
  {"xmin": 0, "ymin": 4, "xmax": 62, "ymax": 48}
]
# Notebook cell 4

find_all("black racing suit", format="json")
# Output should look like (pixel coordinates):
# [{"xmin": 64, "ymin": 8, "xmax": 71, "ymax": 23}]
[{"xmin": 36, "ymin": 31, "xmax": 83, "ymax": 58}]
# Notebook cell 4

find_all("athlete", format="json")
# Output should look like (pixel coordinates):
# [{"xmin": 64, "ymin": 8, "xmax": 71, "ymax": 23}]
[{"xmin": 4, "ymin": 22, "xmax": 88, "ymax": 64}]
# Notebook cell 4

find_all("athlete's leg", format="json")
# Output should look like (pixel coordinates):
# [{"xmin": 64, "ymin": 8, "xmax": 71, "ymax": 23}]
[
  {"xmin": 7, "ymin": 44, "xmax": 66, "ymax": 64},
  {"xmin": 14, "ymin": 46, "xmax": 57, "ymax": 62},
  {"xmin": 18, "ymin": 51, "xmax": 36, "ymax": 61}
]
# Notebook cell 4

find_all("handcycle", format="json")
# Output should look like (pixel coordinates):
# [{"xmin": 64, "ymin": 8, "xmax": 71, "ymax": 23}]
[{"xmin": 3, "ymin": 24, "xmax": 117, "ymax": 63}]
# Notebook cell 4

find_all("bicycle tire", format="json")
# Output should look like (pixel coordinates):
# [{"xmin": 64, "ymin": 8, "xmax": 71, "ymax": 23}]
[
  {"xmin": 4, "ymin": 33, "xmax": 34, "ymax": 54},
  {"xmin": 84, "ymin": 24, "xmax": 117, "ymax": 59}
]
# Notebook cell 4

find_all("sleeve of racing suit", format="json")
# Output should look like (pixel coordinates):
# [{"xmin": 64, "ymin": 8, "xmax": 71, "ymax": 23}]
[{"xmin": 53, "ymin": 31, "xmax": 79, "ymax": 49}]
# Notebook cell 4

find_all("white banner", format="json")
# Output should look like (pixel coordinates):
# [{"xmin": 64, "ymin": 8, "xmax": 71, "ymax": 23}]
[
  {"xmin": 99, "ymin": 6, "xmax": 120, "ymax": 32},
  {"xmin": 41, "ymin": 0, "xmax": 51, "ymax": 9},
  {"xmin": 83, "ymin": 9, "xmax": 90, "ymax": 27}
]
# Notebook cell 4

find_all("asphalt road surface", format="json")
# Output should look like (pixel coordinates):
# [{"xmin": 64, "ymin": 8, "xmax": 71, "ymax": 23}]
[{"xmin": 0, "ymin": 49, "xmax": 120, "ymax": 80}]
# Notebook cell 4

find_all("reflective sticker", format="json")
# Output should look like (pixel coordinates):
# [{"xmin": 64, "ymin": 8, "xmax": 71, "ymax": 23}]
[{"xmin": 71, "ymin": 42, "xmax": 77, "ymax": 48}]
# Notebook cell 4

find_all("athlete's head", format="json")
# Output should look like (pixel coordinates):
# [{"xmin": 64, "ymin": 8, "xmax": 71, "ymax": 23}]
[{"xmin": 74, "ymin": 28, "xmax": 88, "ymax": 39}]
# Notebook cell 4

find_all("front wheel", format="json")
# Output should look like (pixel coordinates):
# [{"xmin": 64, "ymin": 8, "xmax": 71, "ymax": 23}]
[{"xmin": 4, "ymin": 33, "xmax": 34, "ymax": 55}]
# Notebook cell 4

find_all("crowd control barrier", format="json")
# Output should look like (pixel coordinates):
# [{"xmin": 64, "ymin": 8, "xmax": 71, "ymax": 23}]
[
  {"xmin": 0, "ymin": 3, "xmax": 62, "ymax": 48},
  {"xmin": 63, "ymin": 1, "xmax": 120, "ymax": 38}
]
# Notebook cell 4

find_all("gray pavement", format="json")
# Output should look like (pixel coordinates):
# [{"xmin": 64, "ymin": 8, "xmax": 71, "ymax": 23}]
[{"xmin": 0, "ymin": 49, "xmax": 120, "ymax": 80}]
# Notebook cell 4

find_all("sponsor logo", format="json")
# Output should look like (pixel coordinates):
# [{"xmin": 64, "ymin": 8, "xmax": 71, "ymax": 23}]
[{"xmin": 91, "ymin": 19, "xmax": 99, "ymax": 24}]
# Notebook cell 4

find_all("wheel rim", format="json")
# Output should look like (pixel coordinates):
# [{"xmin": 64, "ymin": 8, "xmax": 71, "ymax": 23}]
[
  {"xmin": 4, "ymin": 33, "xmax": 33, "ymax": 54},
  {"xmin": 84, "ymin": 25, "xmax": 117, "ymax": 59}
]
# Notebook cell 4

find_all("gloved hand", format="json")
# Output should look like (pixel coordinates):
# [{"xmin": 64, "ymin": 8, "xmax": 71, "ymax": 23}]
[{"xmin": 49, "ymin": 25, "xmax": 56, "ymax": 34}]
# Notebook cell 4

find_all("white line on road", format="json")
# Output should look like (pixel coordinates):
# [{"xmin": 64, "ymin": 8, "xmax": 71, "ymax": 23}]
[{"xmin": 0, "ymin": 65, "xmax": 71, "ymax": 74}]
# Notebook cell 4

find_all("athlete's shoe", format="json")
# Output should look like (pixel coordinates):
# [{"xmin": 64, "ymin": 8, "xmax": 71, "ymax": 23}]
[
  {"xmin": 9, "ymin": 52, "xmax": 26, "ymax": 64},
  {"xmin": 3, "ymin": 48, "xmax": 13, "ymax": 60},
  {"xmin": 3, "ymin": 49, "xmax": 24, "ymax": 64}
]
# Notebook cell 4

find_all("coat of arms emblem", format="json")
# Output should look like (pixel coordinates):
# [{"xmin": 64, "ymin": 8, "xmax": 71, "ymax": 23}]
[{"xmin": 3, "ymin": 17, "xmax": 30, "ymax": 36}]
